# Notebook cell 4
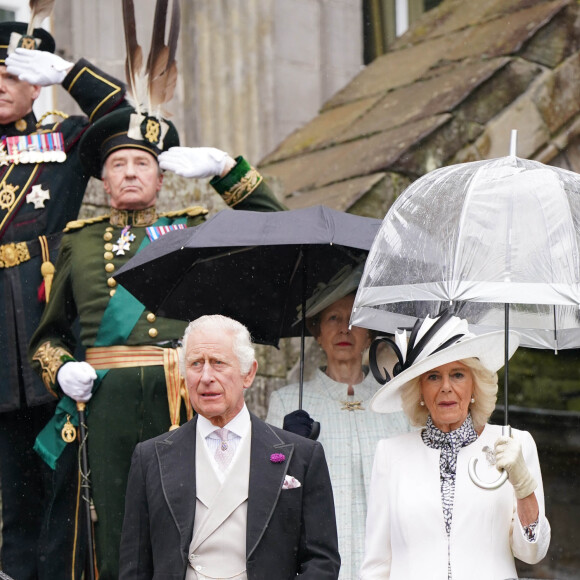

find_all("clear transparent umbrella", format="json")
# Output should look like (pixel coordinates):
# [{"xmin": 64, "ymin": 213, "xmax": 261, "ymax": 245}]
[
  {"xmin": 351, "ymin": 151, "xmax": 580, "ymax": 488},
  {"xmin": 351, "ymin": 155, "xmax": 580, "ymax": 350}
]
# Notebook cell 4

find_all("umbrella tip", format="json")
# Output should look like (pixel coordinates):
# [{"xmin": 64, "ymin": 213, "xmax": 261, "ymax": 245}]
[{"xmin": 509, "ymin": 129, "xmax": 517, "ymax": 157}]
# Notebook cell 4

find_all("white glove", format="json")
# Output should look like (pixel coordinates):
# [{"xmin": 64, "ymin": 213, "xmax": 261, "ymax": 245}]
[
  {"xmin": 494, "ymin": 436, "xmax": 537, "ymax": 499},
  {"xmin": 57, "ymin": 361, "xmax": 97, "ymax": 403},
  {"xmin": 5, "ymin": 48, "xmax": 73, "ymax": 86},
  {"xmin": 158, "ymin": 146, "xmax": 234, "ymax": 179}
]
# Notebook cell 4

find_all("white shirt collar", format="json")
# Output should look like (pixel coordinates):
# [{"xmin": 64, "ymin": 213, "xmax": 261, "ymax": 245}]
[{"xmin": 197, "ymin": 404, "xmax": 251, "ymax": 440}]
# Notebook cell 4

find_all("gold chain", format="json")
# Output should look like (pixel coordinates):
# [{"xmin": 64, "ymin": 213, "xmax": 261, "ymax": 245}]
[{"xmin": 35, "ymin": 110, "xmax": 70, "ymax": 127}]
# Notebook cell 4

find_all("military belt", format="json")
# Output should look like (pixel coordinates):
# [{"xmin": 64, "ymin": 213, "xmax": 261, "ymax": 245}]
[
  {"xmin": 85, "ymin": 345, "xmax": 193, "ymax": 428},
  {"xmin": 0, "ymin": 232, "xmax": 62, "ymax": 268}
]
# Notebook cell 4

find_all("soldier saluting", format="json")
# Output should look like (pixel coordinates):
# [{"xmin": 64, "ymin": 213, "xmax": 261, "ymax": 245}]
[
  {"xmin": 0, "ymin": 5, "xmax": 126, "ymax": 578},
  {"xmin": 28, "ymin": 1, "xmax": 285, "ymax": 577}
]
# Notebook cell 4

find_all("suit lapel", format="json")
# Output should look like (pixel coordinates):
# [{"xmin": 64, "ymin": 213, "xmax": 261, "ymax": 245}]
[
  {"xmin": 246, "ymin": 414, "xmax": 294, "ymax": 558},
  {"xmin": 156, "ymin": 417, "xmax": 198, "ymax": 557}
]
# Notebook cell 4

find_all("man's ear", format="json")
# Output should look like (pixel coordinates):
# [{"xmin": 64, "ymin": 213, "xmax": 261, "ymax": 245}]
[
  {"xmin": 242, "ymin": 360, "xmax": 258, "ymax": 390},
  {"xmin": 30, "ymin": 84, "xmax": 41, "ymax": 101}
]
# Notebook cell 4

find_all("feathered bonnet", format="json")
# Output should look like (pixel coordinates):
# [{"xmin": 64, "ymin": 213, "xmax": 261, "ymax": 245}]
[
  {"xmin": 79, "ymin": 0, "xmax": 181, "ymax": 178},
  {"xmin": 0, "ymin": 0, "xmax": 56, "ymax": 64}
]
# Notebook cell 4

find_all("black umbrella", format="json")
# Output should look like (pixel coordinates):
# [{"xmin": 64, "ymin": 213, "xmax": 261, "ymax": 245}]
[
  {"xmin": 115, "ymin": 205, "xmax": 381, "ymax": 410},
  {"xmin": 115, "ymin": 205, "xmax": 380, "ymax": 344}
]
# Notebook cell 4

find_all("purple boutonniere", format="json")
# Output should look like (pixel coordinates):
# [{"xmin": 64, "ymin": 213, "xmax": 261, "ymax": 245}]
[{"xmin": 270, "ymin": 453, "xmax": 285, "ymax": 464}]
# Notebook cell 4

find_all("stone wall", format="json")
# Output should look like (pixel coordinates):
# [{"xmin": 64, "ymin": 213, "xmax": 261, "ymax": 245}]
[{"xmin": 51, "ymin": 0, "xmax": 364, "ymax": 162}]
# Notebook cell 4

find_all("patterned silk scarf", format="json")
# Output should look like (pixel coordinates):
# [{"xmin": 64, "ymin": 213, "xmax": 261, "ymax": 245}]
[
  {"xmin": 422, "ymin": 414, "xmax": 478, "ymax": 580},
  {"xmin": 422, "ymin": 414, "xmax": 478, "ymax": 534}
]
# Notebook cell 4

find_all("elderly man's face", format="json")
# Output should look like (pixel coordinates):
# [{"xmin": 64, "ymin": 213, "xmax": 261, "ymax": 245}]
[
  {"xmin": 185, "ymin": 327, "xmax": 257, "ymax": 427},
  {"xmin": 0, "ymin": 65, "xmax": 40, "ymax": 124},
  {"xmin": 102, "ymin": 149, "xmax": 163, "ymax": 210}
]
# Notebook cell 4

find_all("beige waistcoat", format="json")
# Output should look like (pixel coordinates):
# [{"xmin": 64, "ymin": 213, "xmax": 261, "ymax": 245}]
[{"xmin": 185, "ymin": 430, "xmax": 251, "ymax": 580}]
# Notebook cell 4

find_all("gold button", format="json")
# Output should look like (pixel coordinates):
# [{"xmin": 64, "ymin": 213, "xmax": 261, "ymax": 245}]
[
  {"xmin": 109, "ymin": 289, "xmax": 116, "ymax": 297},
  {"xmin": 107, "ymin": 277, "xmax": 117, "ymax": 288},
  {"xmin": 103, "ymin": 232, "xmax": 113, "ymax": 241},
  {"xmin": 104, "ymin": 251, "xmax": 114, "ymax": 260},
  {"xmin": 148, "ymin": 328, "xmax": 158, "ymax": 338},
  {"xmin": 146, "ymin": 312, "xmax": 156, "ymax": 323},
  {"xmin": 106, "ymin": 226, "xmax": 114, "ymax": 232},
  {"xmin": 105, "ymin": 263, "xmax": 115, "ymax": 273},
  {"xmin": 104, "ymin": 242, "xmax": 113, "ymax": 251}
]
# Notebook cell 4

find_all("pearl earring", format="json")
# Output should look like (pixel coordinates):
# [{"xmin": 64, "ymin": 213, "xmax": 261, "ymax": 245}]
[
  {"xmin": 419, "ymin": 400, "xmax": 425, "ymax": 407},
  {"xmin": 470, "ymin": 397, "xmax": 475, "ymax": 404}
]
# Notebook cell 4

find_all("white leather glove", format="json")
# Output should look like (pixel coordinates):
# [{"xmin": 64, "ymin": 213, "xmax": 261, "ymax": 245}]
[
  {"xmin": 6, "ymin": 48, "xmax": 73, "ymax": 86},
  {"xmin": 57, "ymin": 361, "xmax": 97, "ymax": 403},
  {"xmin": 158, "ymin": 146, "xmax": 235, "ymax": 179},
  {"xmin": 494, "ymin": 436, "xmax": 537, "ymax": 499}
]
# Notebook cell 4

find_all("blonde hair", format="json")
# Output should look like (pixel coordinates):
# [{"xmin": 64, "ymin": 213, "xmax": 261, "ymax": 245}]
[{"xmin": 400, "ymin": 357, "xmax": 498, "ymax": 430}]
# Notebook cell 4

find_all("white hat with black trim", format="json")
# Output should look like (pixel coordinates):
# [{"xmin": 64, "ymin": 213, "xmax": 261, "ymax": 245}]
[{"xmin": 369, "ymin": 311, "xmax": 520, "ymax": 413}]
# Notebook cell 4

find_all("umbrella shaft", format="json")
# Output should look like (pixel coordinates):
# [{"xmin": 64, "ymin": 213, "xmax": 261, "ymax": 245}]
[{"xmin": 504, "ymin": 304, "xmax": 509, "ymax": 426}]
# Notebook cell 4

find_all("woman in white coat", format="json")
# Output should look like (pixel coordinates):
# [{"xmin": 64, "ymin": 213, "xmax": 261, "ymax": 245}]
[{"xmin": 359, "ymin": 311, "xmax": 550, "ymax": 580}]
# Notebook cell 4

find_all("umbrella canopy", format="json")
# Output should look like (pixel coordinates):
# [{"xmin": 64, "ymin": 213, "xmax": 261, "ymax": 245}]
[
  {"xmin": 115, "ymin": 205, "xmax": 381, "ymax": 346},
  {"xmin": 351, "ymin": 156, "xmax": 580, "ymax": 351}
]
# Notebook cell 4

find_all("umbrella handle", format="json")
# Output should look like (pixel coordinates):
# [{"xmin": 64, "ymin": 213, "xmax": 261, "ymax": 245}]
[
  {"xmin": 468, "ymin": 424, "xmax": 511, "ymax": 490},
  {"xmin": 468, "ymin": 457, "xmax": 509, "ymax": 489}
]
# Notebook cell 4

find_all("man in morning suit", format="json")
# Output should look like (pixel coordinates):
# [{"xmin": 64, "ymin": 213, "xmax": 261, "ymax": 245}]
[{"xmin": 119, "ymin": 314, "xmax": 340, "ymax": 579}]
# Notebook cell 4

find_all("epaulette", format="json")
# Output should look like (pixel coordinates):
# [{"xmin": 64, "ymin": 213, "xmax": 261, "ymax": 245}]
[
  {"xmin": 63, "ymin": 215, "xmax": 110, "ymax": 232},
  {"xmin": 159, "ymin": 206, "xmax": 209, "ymax": 219}
]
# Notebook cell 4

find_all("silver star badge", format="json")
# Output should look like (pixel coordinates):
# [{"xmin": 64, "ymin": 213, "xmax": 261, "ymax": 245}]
[{"xmin": 26, "ymin": 184, "xmax": 51, "ymax": 209}]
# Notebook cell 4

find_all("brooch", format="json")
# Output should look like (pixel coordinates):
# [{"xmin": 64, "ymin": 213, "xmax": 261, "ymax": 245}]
[{"xmin": 340, "ymin": 400, "xmax": 364, "ymax": 411}]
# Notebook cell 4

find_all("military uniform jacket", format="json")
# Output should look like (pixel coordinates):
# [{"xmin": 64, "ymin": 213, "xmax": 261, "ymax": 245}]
[
  {"xmin": 29, "ymin": 162, "xmax": 285, "ymax": 397},
  {"xmin": 0, "ymin": 58, "xmax": 125, "ymax": 412}
]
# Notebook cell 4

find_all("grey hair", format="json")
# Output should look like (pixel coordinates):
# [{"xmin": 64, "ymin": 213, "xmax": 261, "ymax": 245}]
[
  {"xmin": 179, "ymin": 315, "xmax": 256, "ymax": 377},
  {"xmin": 400, "ymin": 357, "xmax": 498, "ymax": 431}
]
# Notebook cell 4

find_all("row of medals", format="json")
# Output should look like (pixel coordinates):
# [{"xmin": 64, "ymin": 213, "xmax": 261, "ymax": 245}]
[{"xmin": 0, "ymin": 149, "xmax": 67, "ymax": 164}]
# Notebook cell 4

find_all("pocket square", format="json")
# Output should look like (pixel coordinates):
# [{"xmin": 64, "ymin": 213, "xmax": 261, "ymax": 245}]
[{"xmin": 282, "ymin": 475, "xmax": 301, "ymax": 490}]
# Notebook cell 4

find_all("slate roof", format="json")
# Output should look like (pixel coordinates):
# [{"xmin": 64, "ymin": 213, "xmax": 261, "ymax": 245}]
[{"xmin": 259, "ymin": 0, "xmax": 580, "ymax": 216}]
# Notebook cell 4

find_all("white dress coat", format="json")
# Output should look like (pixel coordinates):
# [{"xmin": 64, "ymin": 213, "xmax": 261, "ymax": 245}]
[{"xmin": 359, "ymin": 424, "xmax": 550, "ymax": 580}]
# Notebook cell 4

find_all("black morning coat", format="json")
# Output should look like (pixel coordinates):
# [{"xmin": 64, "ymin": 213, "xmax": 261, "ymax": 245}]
[{"xmin": 119, "ymin": 413, "xmax": 341, "ymax": 580}]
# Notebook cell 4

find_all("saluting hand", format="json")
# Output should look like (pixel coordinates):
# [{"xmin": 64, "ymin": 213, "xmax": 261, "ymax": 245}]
[
  {"xmin": 6, "ymin": 48, "xmax": 73, "ymax": 86},
  {"xmin": 494, "ymin": 436, "xmax": 537, "ymax": 499},
  {"xmin": 57, "ymin": 361, "xmax": 97, "ymax": 403},
  {"xmin": 159, "ymin": 146, "xmax": 236, "ymax": 179}
]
